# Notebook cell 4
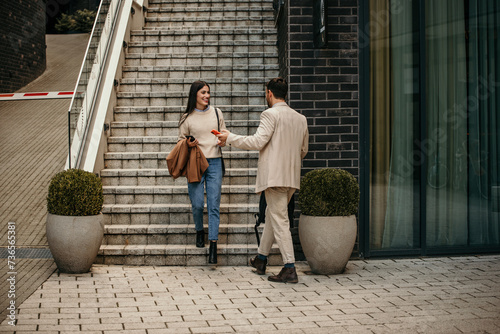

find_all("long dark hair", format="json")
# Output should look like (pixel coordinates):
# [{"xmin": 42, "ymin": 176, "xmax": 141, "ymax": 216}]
[{"xmin": 179, "ymin": 80, "xmax": 210, "ymax": 126}]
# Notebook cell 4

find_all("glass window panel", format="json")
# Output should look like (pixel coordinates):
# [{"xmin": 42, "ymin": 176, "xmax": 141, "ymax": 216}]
[
  {"xmin": 466, "ymin": 0, "xmax": 500, "ymax": 246},
  {"xmin": 425, "ymin": 0, "xmax": 500, "ymax": 248},
  {"xmin": 369, "ymin": 0, "xmax": 421, "ymax": 250},
  {"xmin": 425, "ymin": 0, "xmax": 469, "ymax": 247}
]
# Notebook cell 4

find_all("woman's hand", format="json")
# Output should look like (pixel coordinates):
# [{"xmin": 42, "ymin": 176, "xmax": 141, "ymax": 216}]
[{"xmin": 187, "ymin": 138, "xmax": 199, "ymax": 147}]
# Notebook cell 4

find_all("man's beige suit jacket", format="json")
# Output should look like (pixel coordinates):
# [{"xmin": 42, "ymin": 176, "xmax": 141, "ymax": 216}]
[{"xmin": 226, "ymin": 102, "xmax": 309, "ymax": 193}]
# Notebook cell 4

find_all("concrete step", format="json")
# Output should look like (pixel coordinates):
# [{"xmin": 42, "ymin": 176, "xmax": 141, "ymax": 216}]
[
  {"xmin": 104, "ymin": 151, "xmax": 258, "ymax": 170},
  {"xmin": 148, "ymin": 0, "xmax": 272, "ymax": 8},
  {"xmin": 103, "ymin": 185, "xmax": 258, "ymax": 205},
  {"xmin": 102, "ymin": 203, "xmax": 260, "ymax": 228},
  {"xmin": 129, "ymin": 29, "xmax": 276, "ymax": 47},
  {"xmin": 123, "ymin": 62, "xmax": 275, "ymax": 78},
  {"xmin": 109, "ymin": 120, "xmax": 259, "ymax": 137},
  {"xmin": 100, "ymin": 168, "xmax": 257, "ymax": 187},
  {"xmin": 96, "ymin": 244, "xmax": 281, "ymax": 266},
  {"xmin": 113, "ymin": 105, "xmax": 265, "ymax": 122},
  {"xmin": 103, "ymin": 157, "xmax": 257, "ymax": 171},
  {"xmin": 106, "ymin": 135, "xmax": 262, "ymax": 155},
  {"xmin": 106, "ymin": 136, "xmax": 175, "ymax": 153},
  {"xmin": 103, "ymin": 223, "xmax": 263, "ymax": 245},
  {"xmin": 127, "ymin": 40, "xmax": 277, "ymax": 55},
  {"xmin": 144, "ymin": 16, "xmax": 274, "ymax": 29},
  {"xmin": 121, "ymin": 63, "xmax": 278, "ymax": 76},
  {"xmin": 118, "ymin": 79, "xmax": 270, "ymax": 94},
  {"xmin": 102, "ymin": 202, "xmax": 259, "ymax": 213},
  {"xmin": 124, "ymin": 52, "xmax": 277, "ymax": 66},
  {"xmin": 117, "ymin": 87, "xmax": 265, "ymax": 96},
  {"xmin": 115, "ymin": 92, "xmax": 269, "ymax": 108},
  {"xmin": 130, "ymin": 28, "xmax": 275, "ymax": 39},
  {"xmin": 147, "ymin": 7, "xmax": 271, "ymax": 18},
  {"xmin": 114, "ymin": 106, "xmax": 182, "ymax": 121},
  {"xmin": 103, "ymin": 204, "xmax": 259, "ymax": 232}
]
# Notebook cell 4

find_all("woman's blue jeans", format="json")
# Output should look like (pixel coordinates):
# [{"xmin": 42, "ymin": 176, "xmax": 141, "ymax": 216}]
[{"xmin": 187, "ymin": 158, "xmax": 223, "ymax": 241}]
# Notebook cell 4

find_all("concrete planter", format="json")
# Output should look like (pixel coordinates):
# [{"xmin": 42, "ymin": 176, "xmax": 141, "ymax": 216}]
[
  {"xmin": 46, "ymin": 213, "xmax": 104, "ymax": 274},
  {"xmin": 298, "ymin": 214, "xmax": 357, "ymax": 275}
]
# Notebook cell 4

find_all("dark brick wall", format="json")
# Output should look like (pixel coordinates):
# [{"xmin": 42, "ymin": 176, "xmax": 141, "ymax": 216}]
[
  {"xmin": 287, "ymin": 0, "xmax": 359, "ymax": 177},
  {"xmin": 0, "ymin": 0, "xmax": 46, "ymax": 93},
  {"xmin": 275, "ymin": 0, "xmax": 359, "ymax": 259}
]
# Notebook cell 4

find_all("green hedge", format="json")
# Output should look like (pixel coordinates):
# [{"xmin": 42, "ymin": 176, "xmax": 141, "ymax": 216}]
[
  {"xmin": 55, "ymin": 9, "xmax": 96, "ymax": 33},
  {"xmin": 299, "ymin": 168, "xmax": 360, "ymax": 216},
  {"xmin": 47, "ymin": 169, "xmax": 103, "ymax": 216}
]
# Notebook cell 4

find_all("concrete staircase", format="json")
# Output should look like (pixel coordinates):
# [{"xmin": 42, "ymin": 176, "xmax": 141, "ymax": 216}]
[{"xmin": 97, "ymin": 0, "xmax": 281, "ymax": 266}]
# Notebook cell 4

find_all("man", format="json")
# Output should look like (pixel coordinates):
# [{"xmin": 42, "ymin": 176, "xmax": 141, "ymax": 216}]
[{"xmin": 217, "ymin": 78, "xmax": 309, "ymax": 283}]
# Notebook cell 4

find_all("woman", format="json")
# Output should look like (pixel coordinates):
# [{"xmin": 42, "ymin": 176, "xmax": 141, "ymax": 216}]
[{"xmin": 178, "ymin": 81, "xmax": 226, "ymax": 264}]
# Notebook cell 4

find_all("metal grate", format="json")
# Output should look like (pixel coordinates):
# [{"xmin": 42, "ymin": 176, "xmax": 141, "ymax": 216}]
[{"xmin": 0, "ymin": 248, "xmax": 53, "ymax": 259}]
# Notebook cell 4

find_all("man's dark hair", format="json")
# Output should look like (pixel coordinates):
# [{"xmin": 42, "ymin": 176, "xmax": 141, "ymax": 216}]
[{"xmin": 266, "ymin": 77, "xmax": 287, "ymax": 100}]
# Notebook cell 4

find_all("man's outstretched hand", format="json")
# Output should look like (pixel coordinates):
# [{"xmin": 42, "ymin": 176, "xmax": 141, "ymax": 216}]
[{"xmin": 217, "ymin": 129, "xmax": 230, "ymax": 146}]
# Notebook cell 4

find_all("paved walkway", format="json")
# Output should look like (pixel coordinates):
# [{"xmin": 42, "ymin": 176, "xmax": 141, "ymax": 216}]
[
  {"xmin": 0, "ymin": 256, "xmax": 499, "ymax": 333},
  {"xmin": 0, "ymin": 33, "xmax": 90, "ymax": 321}
]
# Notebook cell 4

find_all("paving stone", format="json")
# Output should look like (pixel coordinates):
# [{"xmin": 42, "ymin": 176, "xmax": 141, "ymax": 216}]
[{"xmin": 4, "ymin": 257, "xmax": 497, "ymax": 332}]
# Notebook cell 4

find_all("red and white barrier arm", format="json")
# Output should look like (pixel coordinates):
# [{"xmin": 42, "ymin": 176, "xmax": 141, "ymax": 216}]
[{"xmin": 0, "ymin": 91, "xmax": 81, "ymax": 101}]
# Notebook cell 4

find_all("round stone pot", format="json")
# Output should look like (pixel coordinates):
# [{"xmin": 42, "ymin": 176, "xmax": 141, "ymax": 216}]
[
  {"xmin": 46, "ymin": 213, "xmax": 104, "ymax": 274},
  {"xmin": 298, "ymin": 214, "xmax": 357, "ymax": 275}
]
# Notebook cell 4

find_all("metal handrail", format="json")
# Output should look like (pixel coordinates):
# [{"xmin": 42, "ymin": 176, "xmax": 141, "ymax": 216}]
[{"xmin": 67, "ymin": 0, "xmax": 123, "ymax": 169}]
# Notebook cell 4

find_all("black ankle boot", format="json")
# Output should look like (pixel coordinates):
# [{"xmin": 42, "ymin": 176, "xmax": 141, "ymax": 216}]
[
  {"xmin": 250, "ymin": 256, "xmax": 267, "ymax": 275},
  {"xmin": 208, "ymin": 241, "xmax": 217, "ymax": 264},
  {"xmin": 196, "ymin": 230, "xmax": 205, "ymax": 248}
]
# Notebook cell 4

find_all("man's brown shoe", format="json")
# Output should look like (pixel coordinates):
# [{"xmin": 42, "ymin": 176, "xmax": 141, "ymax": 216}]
[
  {"xmin": 250, "ymin": 256, "xmax": 267, "ymax": 275},
  {"xmin": 268, "ymin": 267, "xmax": 298, "ymax": 283}
]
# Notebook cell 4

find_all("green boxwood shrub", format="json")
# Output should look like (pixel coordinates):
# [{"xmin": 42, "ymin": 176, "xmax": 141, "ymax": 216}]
[
  {"xmin": 299, "ymin": 168, "xmax": 360, "ymax": 216},
  {"xmin": 47, "ymin": 169, "xmax": 103, "ymax": 216}
]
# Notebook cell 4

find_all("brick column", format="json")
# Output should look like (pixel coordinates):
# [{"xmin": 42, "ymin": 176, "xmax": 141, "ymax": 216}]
[
  {"xmin": 287, "ymin": 0, "xmax": 358, "ymax": 176},
  {"xmin": 275, "ymin": 0, "xmax": 359, "ymax": 259},
  {"xmin": 0, "ymin": 0, "xmax": 46, "ymax": 92}
]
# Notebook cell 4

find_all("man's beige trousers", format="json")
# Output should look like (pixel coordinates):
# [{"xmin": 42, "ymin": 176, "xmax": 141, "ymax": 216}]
[{"xmin": 258, "ymin": 187, "xmax": 296, "ymax": 264}]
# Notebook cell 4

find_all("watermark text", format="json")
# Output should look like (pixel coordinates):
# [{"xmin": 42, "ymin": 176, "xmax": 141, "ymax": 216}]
[{"xmin": 6, "ymin": 221, "xmax": 17, "ymax": 326}]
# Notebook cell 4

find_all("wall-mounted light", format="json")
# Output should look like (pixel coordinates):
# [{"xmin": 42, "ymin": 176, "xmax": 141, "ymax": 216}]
[
  {"xmin": 313, "ymin": 0, "xmax": 327, "ymax": 48},
  {"xmin": 273, "ymin": 0, "xmax": 285, "ymax": 26}
]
